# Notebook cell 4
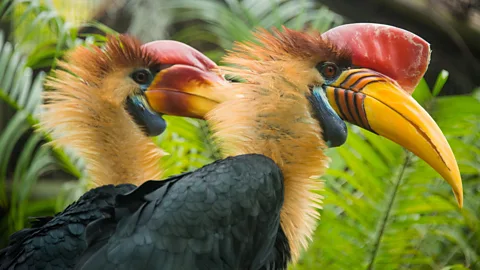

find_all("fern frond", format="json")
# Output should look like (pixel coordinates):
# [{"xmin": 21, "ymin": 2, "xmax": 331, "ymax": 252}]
[{"xmin": 0, "ymin": 30, "xmax": 82, "ymax": 177}]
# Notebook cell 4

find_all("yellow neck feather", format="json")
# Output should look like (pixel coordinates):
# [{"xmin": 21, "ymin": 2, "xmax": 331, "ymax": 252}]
[
  {"xmin": 207, "ymin": 68, "xmax": 329, "ymax": 261},
  {"xmin": 40, "ymin": 67, "xmax": 163, "ymax": 187}
]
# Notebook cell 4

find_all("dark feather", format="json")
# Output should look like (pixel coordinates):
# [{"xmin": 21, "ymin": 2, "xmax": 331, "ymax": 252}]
[
  {"xmin": 76, "ymin": 154, "xmax": 286, "ymax": 270},
  {"xmin": 0, "ymin": 184, "xmax": 135, "ymax": 270}
]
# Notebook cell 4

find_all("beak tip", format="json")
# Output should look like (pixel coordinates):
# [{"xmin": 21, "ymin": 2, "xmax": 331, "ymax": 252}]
[
  {"xmin": 447, "ymin": 169, "xmax": 463, "ymax": 208},
  {"xmin": 453, "ymin": 182, "xmax": 463, "ymax": 208},
  {"xmin": 449, "ymin": 165, "xmax": 463, "ymax": 208},
  {"xmin": 455, "ymin": 193, "xmax": 463, "ymax": 209}
]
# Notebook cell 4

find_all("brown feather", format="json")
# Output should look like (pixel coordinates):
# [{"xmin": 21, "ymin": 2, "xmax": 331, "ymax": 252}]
[
  {"xmin": 224, "ymin": 26, "xmax": 351, "ymax": 67},
  {"xmin": 38, "ymin": 35, "xmax": 163, "ymax": 187},
  {"xmin": 208, "ymin": 27, "xmax": 349, "ymax": 262}
]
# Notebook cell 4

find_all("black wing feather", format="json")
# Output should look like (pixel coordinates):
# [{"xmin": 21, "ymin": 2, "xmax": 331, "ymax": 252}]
[
  {"xmin": 0, "ymin": 184, "xmax": 135, "ymax": 270},
  {"xmin": 76, "ymin": 154, "xmax": 284, "ymax": 270}
]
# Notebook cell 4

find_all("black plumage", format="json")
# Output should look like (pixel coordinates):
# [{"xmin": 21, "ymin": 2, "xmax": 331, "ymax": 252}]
[
  {"xmin": 75, "ymin": 154, "xmax": 287, "ymax": 270},
  {"xmin": 0, "ymin": 184, "xmax": 135, "ymax": 270}
]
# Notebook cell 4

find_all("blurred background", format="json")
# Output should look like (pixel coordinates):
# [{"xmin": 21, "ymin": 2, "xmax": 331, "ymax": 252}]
[{"xmin": 0, "ymin": 0, "xmax": 479, "ymax": 269}]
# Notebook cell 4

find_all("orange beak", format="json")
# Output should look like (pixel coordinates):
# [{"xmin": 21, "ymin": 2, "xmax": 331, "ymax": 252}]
[
  {"xmin": 145, "ymin": 64, "xmax": 226, "ymax": 119},
  {"xmin": 141, "ymin": 40, "xmax": 226, "ymax": 119}
]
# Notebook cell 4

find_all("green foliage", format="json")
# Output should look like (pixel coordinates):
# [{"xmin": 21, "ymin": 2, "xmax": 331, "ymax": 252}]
[
  {"xmin": 165, "ymin": 0, "xmax": 343, "ymax": 62},
  {"xmin": 156, "ymin": 116, "xmax": 220, "ymax": 177},
  {"xmin": 0, "ymin": 28, "xmax": 79, "ymax": 238},
  {"xmin": 0, "ymin": 0, "xmax": 113, "ymax": 244}
]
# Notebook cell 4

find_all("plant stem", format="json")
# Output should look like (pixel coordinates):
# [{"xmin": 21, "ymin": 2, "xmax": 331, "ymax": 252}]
[{"xmin": 367, "ymin": 153, "xmax": 411, "ymax": 270}]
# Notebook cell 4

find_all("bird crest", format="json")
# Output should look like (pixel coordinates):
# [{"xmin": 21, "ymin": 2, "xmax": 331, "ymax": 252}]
[{"xmin": 39, "ymin": 35, "xmax": 164, "ymax": 188}]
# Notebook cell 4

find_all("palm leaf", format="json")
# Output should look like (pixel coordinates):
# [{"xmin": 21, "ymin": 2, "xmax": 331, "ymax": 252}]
[
  {"xmin": 0, "ymin": 29, "xmax": 79, "ymax": 240},
  {"xmin": 0, "ymin": 30, "xmax": 82, "ymax": 177},
  {"xmin": 166, "ymin": 0, "xmax": 343, "ymax": 61}
]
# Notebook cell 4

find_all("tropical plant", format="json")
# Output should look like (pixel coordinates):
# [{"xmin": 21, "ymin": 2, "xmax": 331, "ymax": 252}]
[{"xmin": 0, "ymin": 0, "xmax": 109, "ymax": 245}]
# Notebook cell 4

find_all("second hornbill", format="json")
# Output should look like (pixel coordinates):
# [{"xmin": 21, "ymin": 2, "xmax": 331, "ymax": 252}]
[
  {"xmin": 76, "ymin": 24, "xmax": 463, "ymax": 270},
  {"xmin": 0, "ymin": 35, "xmax": 223, "ymax": 270}
]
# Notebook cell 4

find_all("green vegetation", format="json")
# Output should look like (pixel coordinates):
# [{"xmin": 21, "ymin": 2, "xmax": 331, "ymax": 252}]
[{"xmin": 0, "ymin": 0, "xmax": 478, "ymax": 269}]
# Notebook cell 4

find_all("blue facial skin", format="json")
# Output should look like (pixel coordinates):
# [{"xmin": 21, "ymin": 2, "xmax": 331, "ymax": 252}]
[
  {"xmin": 126, "ymin": 70, "xmax": 166, "ymax": 137},
  {"xmin": 308, "ymin": 85, "xmax": 347, "ymax": 148},
  {"xmin": 126, "ymin": 94, "xmax": 166, "ymax": 137}
]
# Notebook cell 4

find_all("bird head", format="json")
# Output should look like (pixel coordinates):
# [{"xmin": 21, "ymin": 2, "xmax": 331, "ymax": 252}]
[
  {"xmin": 41, "ymin": 35, "xmax": 226, "ymax": 186},
  {"xmin": 46, "ymin": 35, "xmax": 225, "ymax": 137},
  {"xmin": 144, "ymin": 24, "xmax": 462, "ymax": 207},
  {"xmin": 128, "ymin": 38, "xmax": 226, "ymax": 136}
]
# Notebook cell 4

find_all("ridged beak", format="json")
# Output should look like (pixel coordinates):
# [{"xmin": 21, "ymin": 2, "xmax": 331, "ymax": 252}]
[
  {"xmin": 144, "ymin": 65, "xmax": 226, "ymax": 119},
  {"xmin": 324, "ymin": 68, "xmax": 463, "ymax": 207}
]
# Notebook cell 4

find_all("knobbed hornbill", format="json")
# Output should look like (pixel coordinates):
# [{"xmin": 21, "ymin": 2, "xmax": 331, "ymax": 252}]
[
  {"xmin": 0, "ymin": 35, "xmax": 223, "ymax": 270},
  {"xmin": 75, "ymin": 24, "xmax": 463, "ymax": 270}
]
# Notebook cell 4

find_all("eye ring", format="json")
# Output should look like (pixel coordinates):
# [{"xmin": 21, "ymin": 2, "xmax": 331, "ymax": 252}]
[
  {"xmin": 317, "ymin": 62, "xmax": 339, "ymax": 79},
  {"xmin": 131, "ymin": 69, "xmax": 152, "ymax": 84}
]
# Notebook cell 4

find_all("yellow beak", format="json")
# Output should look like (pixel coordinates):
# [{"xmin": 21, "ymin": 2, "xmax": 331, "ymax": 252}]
[{"xmin": 325, "ymin": 68, "xmax": 463, "ymax": 207}]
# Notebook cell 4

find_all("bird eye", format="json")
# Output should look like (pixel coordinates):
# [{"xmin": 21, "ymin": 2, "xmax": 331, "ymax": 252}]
[
  {"xmin": 317, "ymin": 62, "xmax": 339, "ymax": 79},
  {"xmin": 131, "ymin": 69, "xmax": 152, "ymax": 84}
]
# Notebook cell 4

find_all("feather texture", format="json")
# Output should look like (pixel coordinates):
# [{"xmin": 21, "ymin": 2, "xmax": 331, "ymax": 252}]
[
  {"xmin": 38, "ymin": 35, "xmax": 164, "ymax": 187},
  {"xmin": 206, "ymin": 27, "xmax": 352, "ymax": 261},
  {"xmin": 75, "ymin": 154, "xmax": 285, "ymax": 270},
  {"xmin": 0, "ymin": 184, "xmax": 136, "ymax": 270}
]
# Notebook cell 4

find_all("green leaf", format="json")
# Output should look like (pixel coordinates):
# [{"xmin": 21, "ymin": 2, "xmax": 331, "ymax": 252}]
[
  {"xmin": 442, "ymin": 265, "xmax": 470, "ymax": 270},
  {"xmin": 412, "ymin": 78, "xmax": 433, "ymax": 106},
  {"xmin": 432, "ymin": 70, "xmax": 449, "ymax": 97}
]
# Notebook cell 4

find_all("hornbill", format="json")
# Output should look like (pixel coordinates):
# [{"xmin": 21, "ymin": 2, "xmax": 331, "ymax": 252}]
[
  {"xmin": 0, "ymin": 35, "xmax": 223, "ymax": 270},
  {"xmin": 77, "ymin": 24, "xmax": 461, "ymax": 270}
]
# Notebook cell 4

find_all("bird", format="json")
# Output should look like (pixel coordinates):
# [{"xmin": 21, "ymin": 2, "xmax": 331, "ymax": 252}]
[
  {"xmin": 81, "ymin": 24, "xmax": 462, "ymax": 269},
  {"xmin": 0, "ymin": 34, "xmax": 224, "ymax": 270}
]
